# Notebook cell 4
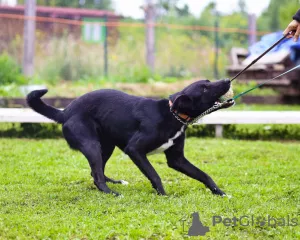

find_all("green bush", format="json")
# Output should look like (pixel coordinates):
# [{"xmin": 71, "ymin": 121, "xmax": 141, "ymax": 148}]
[
  {"xmin": 0, "ymin": 53, "xmax": 27, "ymax": 85},
  {"xmin": 187, "ymin": 124, "xmax": 300, "ymax": 140},
  {"xmin": 0, "ymin": 123, "xmax": 62, "ymax": 139},
  {"xmin": 37, "ymin": 38, "xmax": 105, "ymax": 82},
  {"xmin": 31, "ymin": 26, "xmax": 221, "ymax": 83},
  {"xmin": 186, "ymin": 125, "xmax": 215, "ymax": 138},
  {"xmin": 2, "ymin": 123, "xmax": 300, "ymax": 140},
  {"xmin": 116, "ymin": 65, "xmax": 153, "ymax": 83},
  {"xmin": 224, "ymin": 124, "xmax": 300, "ymax": 140}
]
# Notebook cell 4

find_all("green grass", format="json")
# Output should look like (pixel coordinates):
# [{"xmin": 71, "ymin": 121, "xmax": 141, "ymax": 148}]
[{"xmin": 0, "ymin": 138, "xmax": 299, "ymax": 239}]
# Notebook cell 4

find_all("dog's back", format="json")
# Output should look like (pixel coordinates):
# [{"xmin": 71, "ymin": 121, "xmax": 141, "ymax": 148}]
[
  {"xmin": 27, "ymin": 89, "xmax": 161, "ymax": 148},
  {"xmin": 27, "ymin": 89, "xmax": 143, "ymax": 124}
]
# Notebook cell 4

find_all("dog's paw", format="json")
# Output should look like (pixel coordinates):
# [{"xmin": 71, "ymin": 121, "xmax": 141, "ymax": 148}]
[
  {"xmin": 112, "ymin": 190, "xmax": 121, "ymax": 197},
  {"xmin": 156, "ymin": 189, "xmax": 167, "ymax": 196},
  {"xmin": 120, "ymin": 180, "xmax": 129, "ymax": 185},
  {"xmin": 212, "ymin": 187, "xmax": 226, "ymax": 197}
]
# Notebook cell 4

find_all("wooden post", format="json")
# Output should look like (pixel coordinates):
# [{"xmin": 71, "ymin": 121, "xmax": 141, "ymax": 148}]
[
  {"xmin": 214, "ymin": 11, "xmax": 219, "ymax": 79},
  {"xmin": 23, "ymin": 0, "xmax": 36, "ymax": 77},
  {"xmin": 248, "ymin": 14, "xmax": 257, "ymax": 47},
  {"xmin": 215, "ymin": 124, "xmax": 223, "ymax": 138},
  {"xmin": 144, "ymin": 0, "xmax": 155, "ymax": 72},
  {"xmin": 104, "ymin": 16, "xmax": 108, "ymax": 77}
]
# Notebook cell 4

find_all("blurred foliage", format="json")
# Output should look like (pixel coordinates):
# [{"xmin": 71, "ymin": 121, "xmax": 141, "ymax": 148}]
[
  {"xmin": 24, "ymin": 24, "xmax": 222, "ymax": 83},
  {"xmin": 158, "ymin": 0, "xmax": 298, "ymax": 48},
  {"xmin": 219, "ymin": 13, "xmax": 248, "ymax": 49},
  {"xmin": 158, "ymin": 0, "xmax": 191, "ymax": 17},
  {"xmin": 36, "ymin": 36, "xmax": 105, "ymax": 83},
  {"xmin": 257, "ymin": 0, "xmax": 299, "ymax": 32},
  {"xmin": 2, "ymin": 0, "xmax": 299, "ymax": 88},
  {"xmin": 0, "ymin": 84, "xmax": 23, "ymax": 97},
  {"xmin": 0, "ymin": 53, "xmax": 27, "ymax": 85},
  {"xmin": 279, "ymin": 0, "xmax": 300, "ymax": 30}
]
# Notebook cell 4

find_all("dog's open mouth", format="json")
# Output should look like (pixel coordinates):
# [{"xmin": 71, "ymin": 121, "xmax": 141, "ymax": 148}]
[
  {"xmin": 215, "ymin": 86, "xmax": 235, "ymax": 108},
  {"xmin": 219, "ymin": 85, "xmax": 234, "ymax": 100}
]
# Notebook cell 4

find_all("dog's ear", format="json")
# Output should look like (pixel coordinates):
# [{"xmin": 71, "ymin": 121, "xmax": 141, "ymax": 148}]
[{"xmin": 171, "ymin": 94, "xmax": 193, "ymax": 112}]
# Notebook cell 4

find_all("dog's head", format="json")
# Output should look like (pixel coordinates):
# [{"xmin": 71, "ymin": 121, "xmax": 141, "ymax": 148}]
[{"xmin": 169, "ymin": 79, "xmax": 231, "ymax": 118}]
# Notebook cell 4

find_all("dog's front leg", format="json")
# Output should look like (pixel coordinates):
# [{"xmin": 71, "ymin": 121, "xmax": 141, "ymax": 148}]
[
  {"xmin": 165, "ymin": 137, "xmax": 225, "ymax": 196},
  {"xmin": 124, "ymin": 144, "xmax": 166, "ymax": 195}
]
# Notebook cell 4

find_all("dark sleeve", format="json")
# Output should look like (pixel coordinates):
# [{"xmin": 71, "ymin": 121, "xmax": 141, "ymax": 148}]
[{"xmin": 293, "ymin": 9, "xmax": 300, "ymax": 22}]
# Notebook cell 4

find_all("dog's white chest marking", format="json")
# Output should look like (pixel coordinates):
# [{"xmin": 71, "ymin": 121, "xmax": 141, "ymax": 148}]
[{"xmin": 148, "ymin": 126, "xmax": 185, "ymax": 155}]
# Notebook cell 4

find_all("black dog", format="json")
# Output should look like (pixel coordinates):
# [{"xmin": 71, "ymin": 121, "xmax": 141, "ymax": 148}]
[{"xmin": 27, "ymin": 79, "xmax": 231, "ymax": 196}]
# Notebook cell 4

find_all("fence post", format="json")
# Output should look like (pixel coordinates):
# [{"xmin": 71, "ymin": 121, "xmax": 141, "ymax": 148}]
[
  {"xmin": 248, "ymin": 14, "xmax": 257, "ymax": 46},
  {"xmin": 104, "ymin": 16, "xmax": 108, "ymax": 77},
  {"xmin": 144, "ymin": 0, "xmax": 155, "ymax": 72},
  {"xmin": 215, "ymin": 124, "xmax": 223, "ymax": 138},
  {"xmin": 214, "ymin": 10, "xmax": 220, "ymax": 79},
  {"xmin": 23, "ymin": 0, "xmax": 36, "ymax": 77}
]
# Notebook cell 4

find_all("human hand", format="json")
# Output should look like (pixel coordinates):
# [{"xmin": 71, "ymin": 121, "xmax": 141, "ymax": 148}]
[{"xmin": 283, "ymin": 20, "xmax": 300, "ymax": 42}]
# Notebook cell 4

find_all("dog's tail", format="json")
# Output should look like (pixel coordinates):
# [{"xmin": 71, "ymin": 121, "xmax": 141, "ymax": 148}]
[{"xmin": 26, "ymin": 89, "xmax": 64, "ymax": 124}]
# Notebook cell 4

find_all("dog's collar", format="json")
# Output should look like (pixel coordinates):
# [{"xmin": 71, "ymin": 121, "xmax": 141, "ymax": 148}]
[
  {"xmin": 169, "ymin": 99, "xmax": 235, "ymax": 125},
  {"xmin": 169, "ymin": 100, "xmax": 194, "ymax": 125}
]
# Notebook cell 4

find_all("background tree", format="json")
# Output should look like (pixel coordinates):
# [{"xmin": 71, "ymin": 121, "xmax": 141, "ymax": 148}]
[
  {"xmin": 157, "ymin": 0, "xmax": 191, "ymax": 17},
  {"xmin": 238, "ymin": 0, "xmax": 247, "ymax": 16},
  {"xmin": 279, "ymin": 0, "xmax": 300, "ymax": 30},
  {"xmin": 158, "ymin": 0, "xmax": 178, "ymax": 12},
  {"xmin": 257, "ymin": 0, "xmax": 298, "ymax": 32},
  {"xmin": 175, "ymin": 3, "xmax": 190, "ymax": 17},
  {"xmin": 197, "ymin": 2, "xmax": 248, "ymax": 48},
  {"xmin": 198, "ymin": 2, "xmax": 215, "ymax": 31}
]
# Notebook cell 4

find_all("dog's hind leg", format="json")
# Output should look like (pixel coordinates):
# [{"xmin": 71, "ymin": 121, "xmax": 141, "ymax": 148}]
[
  {"xmin": 105, "ymin": 177, "xmax": 129, "ymax": 185},
  {"xmin": 100, "ymin": 141, "xmax": 128, "ymax": 185},
  {"xmin": 63, "ymin": 118, "xmax": 119, "ymax": 196}
]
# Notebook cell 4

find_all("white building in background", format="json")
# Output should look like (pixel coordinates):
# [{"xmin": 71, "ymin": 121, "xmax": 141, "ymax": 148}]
[{"xmin": 0, "ymin": 0, "xmax": 17, "ymax": 6}]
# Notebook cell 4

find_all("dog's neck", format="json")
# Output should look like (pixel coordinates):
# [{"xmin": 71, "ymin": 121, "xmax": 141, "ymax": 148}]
[
  {"xmin": 158, "ymin": 99, "xmax": 190, "ymax": 128},
  {"xmin": 168, "ymin": 100, "xmax": 194, "ymax": 124}
]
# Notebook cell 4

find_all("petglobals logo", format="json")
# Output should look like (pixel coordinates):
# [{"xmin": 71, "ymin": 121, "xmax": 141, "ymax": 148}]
[
  {"xmin": 179, "ymin": 213, "xmax": 299, "ymax": 237},
  {"xmin": 179, "ymin": 212, "xmax": 210, "ymax": 237},
  {"xmin": 212, "ymin": 215, "xmax": 299, "ymax": 228}
]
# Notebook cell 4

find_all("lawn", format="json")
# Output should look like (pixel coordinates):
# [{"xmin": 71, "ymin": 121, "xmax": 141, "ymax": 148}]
[{"xmin": 0, "ymin": 138, "xmax": 299, "ymax": 239}]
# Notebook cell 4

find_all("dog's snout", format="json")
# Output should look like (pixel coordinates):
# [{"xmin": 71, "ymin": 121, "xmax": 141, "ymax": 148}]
[{"xmin": 213, "ymin": 79, "xmax": 230, "ymax": 87}]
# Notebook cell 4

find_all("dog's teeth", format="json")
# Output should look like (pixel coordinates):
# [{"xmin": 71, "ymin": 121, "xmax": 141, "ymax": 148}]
[{"xmin": 120, "ymin": 180, "xmax": 129, "ymax": 185}]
